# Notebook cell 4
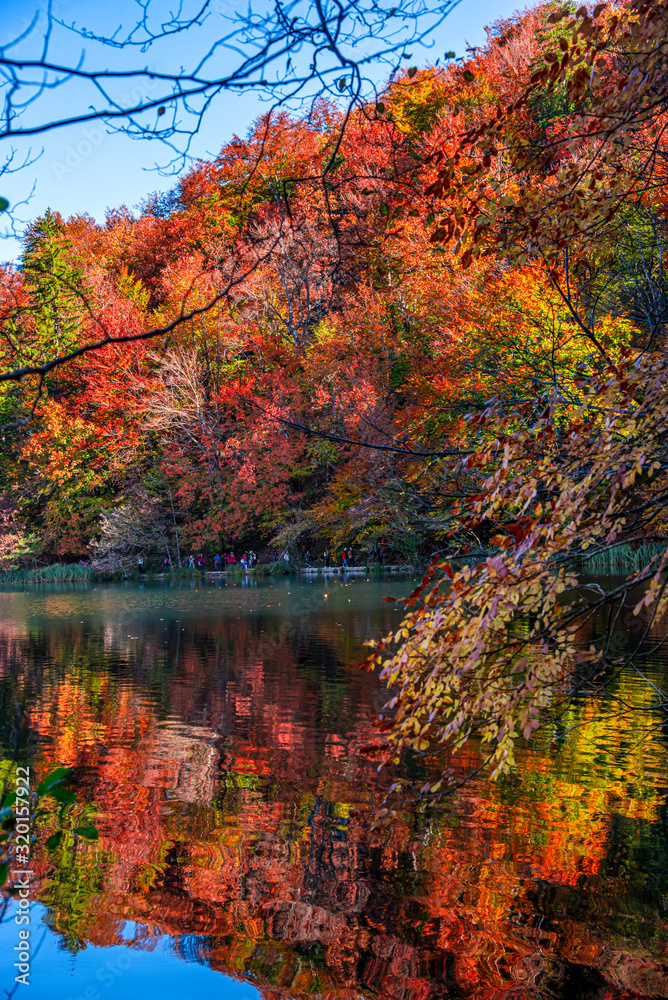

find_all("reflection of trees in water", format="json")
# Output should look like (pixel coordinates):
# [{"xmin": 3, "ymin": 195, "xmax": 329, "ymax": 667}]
[{"xmin": 0, "ymin": 615, "xmax": 667, "ymax": 999}]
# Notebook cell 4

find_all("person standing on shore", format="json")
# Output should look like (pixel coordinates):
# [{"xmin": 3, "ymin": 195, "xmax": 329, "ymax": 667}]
[
  {"xmin": 324, "ymin": 547, "xmax": 329, "ymax": 567},
  {"xmin": 342, "ymin": 548, "xmax": 348, "ymax": 568}
]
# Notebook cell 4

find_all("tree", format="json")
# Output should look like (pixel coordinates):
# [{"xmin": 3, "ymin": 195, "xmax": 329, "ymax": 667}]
[
  {"xmin": 0, "ymin": 0, "xmax": 457, "ymax": 227},
  {"xmin": 90, "ymin": 489, "xmax": 177, "ymax": 571},
  {"xmin": 2, "ymin": 0, "xmax": 668, "ymax": 807},
  {"xmin": 364, "ymin": 0, "xmax": 668, "ymax": 800}
]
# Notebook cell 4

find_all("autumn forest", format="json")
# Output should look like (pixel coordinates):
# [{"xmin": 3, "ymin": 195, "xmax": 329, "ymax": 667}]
[{"xmin": 0, "ymin": 2, "xmax": 651, "ymax": 572}]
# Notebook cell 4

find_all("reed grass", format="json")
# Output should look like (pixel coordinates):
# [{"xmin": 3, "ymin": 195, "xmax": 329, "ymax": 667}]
[
  {"xmin": 444, "ymin": 542, "xmax": 668, "ymax": 577},
  {"xmin": 0, "ymin": 563, "xmax": 94, "ymax": 584},
  {"xmin": 576, "ymin": 542, "xmax": 667, "ymax": 576}
]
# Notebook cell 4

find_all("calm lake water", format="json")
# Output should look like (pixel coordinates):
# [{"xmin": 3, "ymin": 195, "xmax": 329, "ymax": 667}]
[{"xmin": 0, "ymin": 576, "xmax": 666, "ymax": 999}]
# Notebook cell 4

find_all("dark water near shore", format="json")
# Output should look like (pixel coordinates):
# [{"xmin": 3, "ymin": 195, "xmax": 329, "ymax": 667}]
[{"xmin": 0, "ymin": 575, "xmax": 667, "ymax": 999}]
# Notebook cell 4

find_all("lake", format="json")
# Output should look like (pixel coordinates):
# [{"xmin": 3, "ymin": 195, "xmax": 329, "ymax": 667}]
[{"xmin": 0, "ymin": 576, "xmax": 666, "ymax": 999}]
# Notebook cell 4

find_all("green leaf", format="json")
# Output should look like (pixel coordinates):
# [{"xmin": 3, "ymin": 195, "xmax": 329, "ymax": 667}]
[
  {"xmin": 444, "ymin": 51, "xmax": 456, "ymax": 59},
  {"xmin": 379, "ymin": 203, "xmax": 389, "ymax": 216},
  {"xmin": 50, "ymin": 787, "xmax": 76, "ymax": 805},
  {"xmin": 376, "ymin": 102, "xmax": 385, "ymax": 114},
  {"xmin": 463, "ymin": 70, "xmax": 475, "ymax": 82},
  {"xmin": 74, "ymin": 825, "xmax": 98, "ymax": 841},
  {"xmin": 0, "ymin": 792, "xmax": 16, "ymax": 809},
  {"xmin": 0, "ymin": 198, "xmax": 9, "ymax": 212},
  {"xmin": 0, "ymin": 864, "xmax": 7, "ymax": 886},
  {"xmin": 45, "ymin": 830, "xmax": 63, "ymax": 850},
  {"xmin": 37, "ymin": 767, "xmax": 71, "ymax": 795},
  {"xmin": 408, "ymin": 67, "xmax": 417, "ymax": 78}
]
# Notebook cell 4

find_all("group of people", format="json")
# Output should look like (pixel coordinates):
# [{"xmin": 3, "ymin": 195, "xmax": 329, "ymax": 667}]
[
  {"xmin": 212, "ymin": 551, "xmax": 257, "ymax": 571},
  {"xmin": 185, "ymin": 554, "xmax": 205, "ymax": 570},
  {"xmin": 156, "ymin": 551, "xmax": 259, "ymax": 573},
  {"xmin": 147, "ymin": 542, "xmax": 389, "ymax": 574},
  {"xmin": 321, "ymin": 546, "xmax": 353, "ymax": 568}
]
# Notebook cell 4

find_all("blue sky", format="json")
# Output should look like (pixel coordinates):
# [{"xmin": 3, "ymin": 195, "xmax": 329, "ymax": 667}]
[{"xmin": 1, "ymin": 0, "xmax": 528, "ymax": 261}]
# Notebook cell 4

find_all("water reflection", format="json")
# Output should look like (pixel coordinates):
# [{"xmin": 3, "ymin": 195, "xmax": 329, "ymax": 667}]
[{"xmin": 0, "ymin": 578, "xmax": 667, "ymax": 999}]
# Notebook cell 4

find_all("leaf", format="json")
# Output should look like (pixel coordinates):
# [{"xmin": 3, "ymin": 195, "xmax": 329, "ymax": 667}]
[
  {"xmin": 74, "ymin": 824, "xmax": 99, "ymax": 841},
  {"xmin": 37, "ymin": 767, "xmax": 71, "ymax": 795},
  {"xmin": 157, "ymin": 106, "xmax": 166, "ymax": 116},
  {"xmin": 408, "ymin": 67, "xmax": 417, "ymax": 78},
  {"xmin": 0, "ymin": 864, "xmax": 7, "ymax": 887},
  {"xmin": 375, "ymin": 102, "xmax": 385, "ymax": 114},
  {"xmin": 45, "ymin": 830, "xmax": 63, "ymax": 850},
  {"xmin": 49, "ymin": 787, "xmax": 76, "ymax": 805},
  {"xmin": 463, "ymin": 70, "xmax": 474, "ymax": 82},
  {"xmin": 0, "ymin": 197, "xmax": 9, "ymax": 212}
]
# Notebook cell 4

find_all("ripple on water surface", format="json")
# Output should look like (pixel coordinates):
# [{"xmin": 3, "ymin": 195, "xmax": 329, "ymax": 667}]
[{"xmin": 0, "ymin": 578, "xmax": 667, "ymax": 1000}]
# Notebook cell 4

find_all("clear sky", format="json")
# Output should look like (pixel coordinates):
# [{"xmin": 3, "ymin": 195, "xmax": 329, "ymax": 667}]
[{"xmin": 0, "ymin": 0, "xmax": 527, "ymax": 262}]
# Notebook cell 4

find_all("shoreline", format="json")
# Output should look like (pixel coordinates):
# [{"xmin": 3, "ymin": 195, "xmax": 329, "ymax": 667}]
[{"xmin": 151, "ymin": 564, "xmax": 415, "ymax": 579}]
